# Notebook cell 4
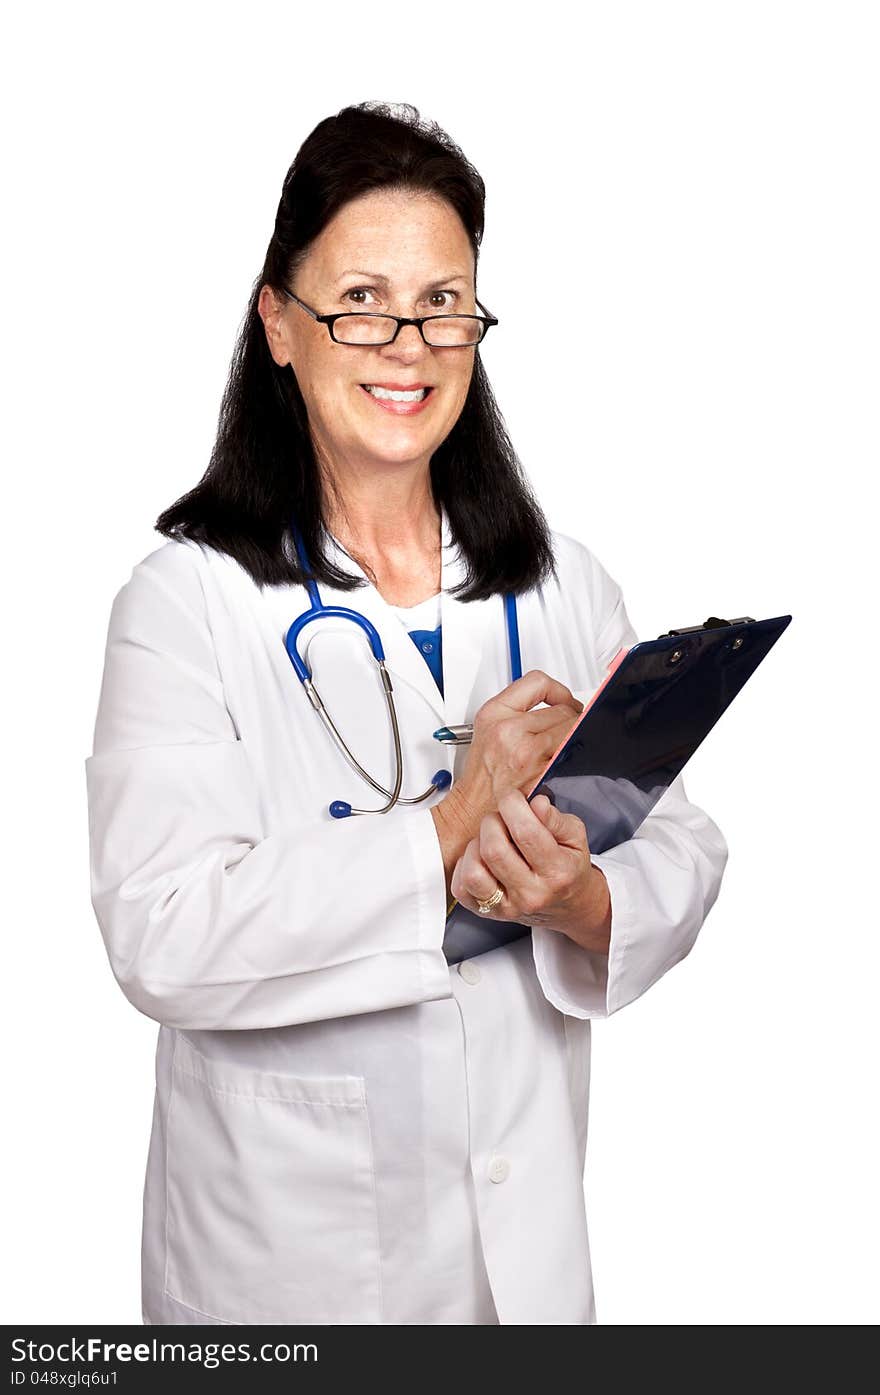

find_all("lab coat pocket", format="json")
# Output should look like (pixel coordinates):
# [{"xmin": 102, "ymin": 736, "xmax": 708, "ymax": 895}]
[{"xmin": 164, "ymin": 1034, "xmax": 382, "ymax": 1324}]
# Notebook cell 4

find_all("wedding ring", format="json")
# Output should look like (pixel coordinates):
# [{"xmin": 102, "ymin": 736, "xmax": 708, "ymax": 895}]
[{"xmin": 476, "ymin": 885, "xmax": 504, "ymax": 915}]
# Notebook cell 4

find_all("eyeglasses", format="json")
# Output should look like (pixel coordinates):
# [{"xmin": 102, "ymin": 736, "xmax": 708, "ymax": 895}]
[{"xmin": 281, "ymin": 288, "xmax": 498, "ymax": 347}]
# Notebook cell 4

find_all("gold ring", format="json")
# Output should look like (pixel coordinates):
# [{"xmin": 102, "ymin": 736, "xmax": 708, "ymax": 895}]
[{"xmin": 476, "ymin": 885, "xmax": 504, "ymax": 915}]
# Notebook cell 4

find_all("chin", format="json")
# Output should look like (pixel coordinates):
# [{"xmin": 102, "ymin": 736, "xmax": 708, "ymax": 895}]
[{"xmin": 359, "ymin": 428, "xmax": 443, "ymax": 468}]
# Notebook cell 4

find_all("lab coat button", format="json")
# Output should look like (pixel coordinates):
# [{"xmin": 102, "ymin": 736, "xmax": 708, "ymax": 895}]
[
  {"xmin": 458, "ymin": 959, "xmax": 481, "ymax": 985},
  {"xmin": 488, "ymin": 1156, "xmax": 510, "ymax": 1184}
]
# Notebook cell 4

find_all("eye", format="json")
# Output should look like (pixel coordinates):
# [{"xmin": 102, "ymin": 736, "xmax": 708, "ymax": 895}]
[
  {"xmin": 343, "ymin": 286, "xmax": 380, "ymax": 307},
  {"xmin": 342, "ymin": 285, "xmax": 461, "ymax": 312}
]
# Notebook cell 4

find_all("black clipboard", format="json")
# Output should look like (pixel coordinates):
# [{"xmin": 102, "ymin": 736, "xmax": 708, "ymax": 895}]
[{"xmin": 442, "ymin": 612, "xmax": 792, "ymax": 965}]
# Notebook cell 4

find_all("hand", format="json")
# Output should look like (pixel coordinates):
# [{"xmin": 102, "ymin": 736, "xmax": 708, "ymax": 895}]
[
  {"xmin": 459, "ymin": 669, "xmax": 584, "ymax": 809},
  {"xmin": 435, "ymin": 668, "xmax": 583, "ymax": 838},
  {"xmin": 450, "ymin": 791, "xmax": 612, "ymax": 953},
  {"xmin": 431, "ymin": 670, "xmax": 584, "ymax": 900}
]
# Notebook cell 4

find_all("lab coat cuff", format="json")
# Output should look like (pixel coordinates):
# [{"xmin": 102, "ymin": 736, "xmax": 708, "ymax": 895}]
[
  {"xmin": 405, "ymin": 809, "xmax": 456, "ymax": 1002},
  {"xmin": 530, "ymin": 855, "xmax": 636, "ymax": 1019}
]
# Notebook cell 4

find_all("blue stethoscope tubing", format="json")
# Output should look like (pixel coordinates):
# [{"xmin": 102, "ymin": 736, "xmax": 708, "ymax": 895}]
[{"xmin": 284, "ymin": 524, "xmax": 522, "ymax": 818}]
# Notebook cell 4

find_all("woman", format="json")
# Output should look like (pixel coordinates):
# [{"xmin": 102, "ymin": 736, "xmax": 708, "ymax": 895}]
[{"xmin": 85, "ymin": 102, "xmax": 728, "ymax": 1326}]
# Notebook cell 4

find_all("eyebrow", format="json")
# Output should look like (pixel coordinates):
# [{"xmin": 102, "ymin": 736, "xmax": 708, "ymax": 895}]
[{"xmin": 335, "ymin": 270, "xmax": 470, "ymax": 289}]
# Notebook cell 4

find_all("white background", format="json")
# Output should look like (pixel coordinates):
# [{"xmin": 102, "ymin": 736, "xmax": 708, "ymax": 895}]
[{"xmin": 3, "ymin": 0, "xmax": 877, "ymax": 1325}]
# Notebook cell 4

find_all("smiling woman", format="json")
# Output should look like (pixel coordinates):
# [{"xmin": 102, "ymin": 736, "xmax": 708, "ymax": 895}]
[
  {"xmin": 261, "ymin": 189, "xmax": 484, "ymax": 470},
  {"xmin": 154, "ymin": 101, "xmax": 552, "ymax": 603},
  {"xmin": 85, "ymin": 100, "xmax": 728, "ymax": 1328},
  {"xmin": 262, "ymin": 186, "xmax": 493, "ymax": 518}
]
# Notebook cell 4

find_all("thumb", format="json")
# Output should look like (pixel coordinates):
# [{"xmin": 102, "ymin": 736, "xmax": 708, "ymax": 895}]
[
  {"xmin": 531, "ymin": 794, "xmax": 562, "ymax": 829},
  {"xmin": 531, "ymin": 794, "xmax": 589, "ymax": 853}
]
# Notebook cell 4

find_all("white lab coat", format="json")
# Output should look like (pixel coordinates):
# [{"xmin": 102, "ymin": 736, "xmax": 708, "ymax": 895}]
[{"xmin": 84, "ymin": 506, "xmax": 728, "ymax": 1326}]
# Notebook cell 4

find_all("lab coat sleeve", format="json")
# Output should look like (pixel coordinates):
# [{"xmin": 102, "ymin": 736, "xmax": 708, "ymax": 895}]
[
  {"xmin": 84, "ymin": 544, "xmax": 452, "ymax": 1032},
  {"xmin": 531, "ymin": 548, "xmax": 729, "ymax": 1019}
]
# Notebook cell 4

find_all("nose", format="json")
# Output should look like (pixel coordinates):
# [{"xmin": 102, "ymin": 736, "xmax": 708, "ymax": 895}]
[{"xmin": 379, "ymin": 322, "xmax": 429, "ymax": 364}]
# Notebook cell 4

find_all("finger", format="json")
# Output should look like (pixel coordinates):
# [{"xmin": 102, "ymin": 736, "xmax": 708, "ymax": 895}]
[
  {"xmin": 478, "ymin": 808, "xmax": 542, "ymax": 902},
  {"xmin": 502, "ymin": 669, "xmax": 584, "ymax": 716},
  {"xmin": 531, "ymin": 796, "xmax": 591, "ymax": 854},
  {"xmin": 519, "ymin": 703, "xmax": 583, "ymax": 736},
  {"xmin": 495, "ymin": 790, "xmax": 564, "ymax": 871},
  {"xmin": 452, "ymin": 839, "xmax": 506, "ymax": 908},
  {"xmin": 532, "ymin": 784, "xmax": 556, "ymax": 805}
]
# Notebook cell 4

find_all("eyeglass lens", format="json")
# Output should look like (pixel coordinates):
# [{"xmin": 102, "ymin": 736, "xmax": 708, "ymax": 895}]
[{"xmin": 333, "ymin": 316, "xmax": 484, "ymax": 346}]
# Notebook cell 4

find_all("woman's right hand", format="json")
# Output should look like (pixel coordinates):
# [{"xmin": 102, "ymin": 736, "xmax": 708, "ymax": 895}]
[
  {"xmin": 430, "ymin": 671, "xmax": 584, "ymax": 895},
  {"xmin": 459, "ymin": 669, "xmax": 584, "ymax": 809}
]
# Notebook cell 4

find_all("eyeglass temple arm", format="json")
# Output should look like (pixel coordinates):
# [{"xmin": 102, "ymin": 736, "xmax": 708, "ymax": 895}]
[{"xmin": 281, "ymin": 288, "xmax": 320, "ymax": 320}]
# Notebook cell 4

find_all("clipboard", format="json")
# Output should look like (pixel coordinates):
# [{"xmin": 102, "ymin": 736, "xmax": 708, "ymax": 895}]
[{"xmin": 442, "ymin": 612, "xmax": 792, "ymax": 965}]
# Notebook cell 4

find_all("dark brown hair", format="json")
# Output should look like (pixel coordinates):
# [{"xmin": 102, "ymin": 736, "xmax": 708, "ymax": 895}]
[{"xmin": 155, "ymin": 101, "xmax": 556, "ymax": 600}]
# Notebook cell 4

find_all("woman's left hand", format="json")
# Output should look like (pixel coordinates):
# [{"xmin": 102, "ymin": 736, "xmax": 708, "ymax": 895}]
[{"xmin": 450, "ymin": 791, "xmax": 612, "ymax": 953}]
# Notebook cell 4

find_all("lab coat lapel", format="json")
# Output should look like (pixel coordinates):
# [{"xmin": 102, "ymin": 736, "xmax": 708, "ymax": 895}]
[
  {"xmin": 318, "ymin": 507, "xmax": 497, "ymax": 729},
  {"xmin": 438, "ymin": 512, "xmax": 499, "ymax": 728}
]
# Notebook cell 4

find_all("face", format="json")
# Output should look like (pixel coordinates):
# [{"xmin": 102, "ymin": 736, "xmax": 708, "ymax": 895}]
[{"xmin": 259, "ymin": 189, "xmax": 478, "ymax": 478}]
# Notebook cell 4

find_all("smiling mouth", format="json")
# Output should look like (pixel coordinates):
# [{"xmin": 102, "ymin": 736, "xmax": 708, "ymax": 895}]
[{"xmin": 361, "ymin": 384, "xmax": 433, "ymax": 402}]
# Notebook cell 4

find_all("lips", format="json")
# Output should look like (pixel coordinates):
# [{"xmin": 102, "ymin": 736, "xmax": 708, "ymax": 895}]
[
  {"xmin": 358, "ymin": 383, "xmax": 435, "ymax": 415},
  {"xmin": 362, "ymin": 383, "xmax": 432, "ymax": 401}
]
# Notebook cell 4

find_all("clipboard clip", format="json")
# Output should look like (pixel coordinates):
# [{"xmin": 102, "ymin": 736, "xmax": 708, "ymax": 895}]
[{"xmin": 660, "ymin": 615, "xmax": 755, "ymax": 637}]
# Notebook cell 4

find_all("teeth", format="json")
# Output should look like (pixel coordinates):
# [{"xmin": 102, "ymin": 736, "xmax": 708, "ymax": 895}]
[{"xmin": 364, "ymin": 385, "xmax": 428, "ymax": 402}]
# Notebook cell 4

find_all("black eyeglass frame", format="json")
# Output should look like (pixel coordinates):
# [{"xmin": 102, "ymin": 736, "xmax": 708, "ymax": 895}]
[{"xmin": 281, "ymin": 287, "xmax": 499, "ymax": 347}]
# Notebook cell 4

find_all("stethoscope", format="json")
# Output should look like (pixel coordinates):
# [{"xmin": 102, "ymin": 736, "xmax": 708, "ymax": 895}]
[{"xmin": 284, "ymin": 525, "xmax": 523, "ymax": 818}]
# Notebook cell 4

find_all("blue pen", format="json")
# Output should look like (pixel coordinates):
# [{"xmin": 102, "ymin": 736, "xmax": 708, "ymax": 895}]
[{"xmin": 433, "ymin": 724, "xmax": 474, "ymax": 745}]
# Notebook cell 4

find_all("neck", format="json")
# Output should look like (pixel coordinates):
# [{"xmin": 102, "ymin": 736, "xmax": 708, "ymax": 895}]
[
  {"xmin": 319, "ymin": 464, "xmax": 443, "ymax": 604},
  {"xmin": 322, "ymin": 467, "xmax": 441, "ymax": 561}
]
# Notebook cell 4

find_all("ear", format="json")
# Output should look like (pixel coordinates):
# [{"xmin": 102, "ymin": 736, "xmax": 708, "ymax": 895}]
[{"xmin": 258, "ymin": 285, "xmax": 292, "ymax": 367}]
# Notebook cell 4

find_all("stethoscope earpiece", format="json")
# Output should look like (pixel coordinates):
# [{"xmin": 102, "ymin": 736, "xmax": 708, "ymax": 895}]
[{"xmin": 329, "ymin": 770, "xmax": 453, "ymax": 820}]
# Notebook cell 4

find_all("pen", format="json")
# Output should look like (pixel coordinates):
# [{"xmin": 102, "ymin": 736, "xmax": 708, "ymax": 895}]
[{"xmin": 432, "ymin": 724, "xmax": 474, "ymax": 745}]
